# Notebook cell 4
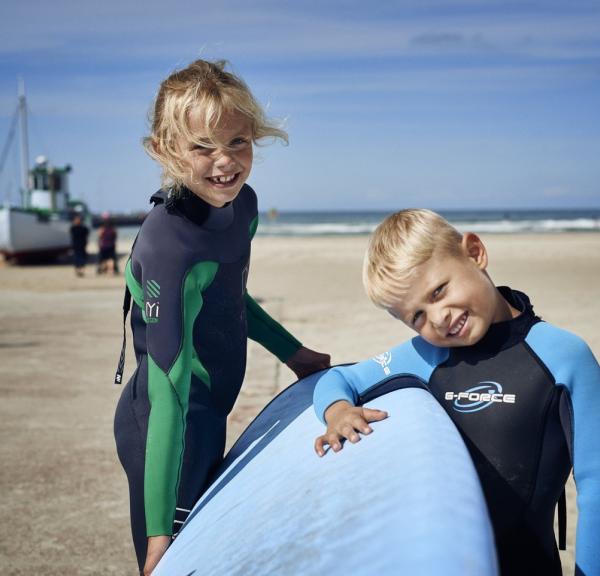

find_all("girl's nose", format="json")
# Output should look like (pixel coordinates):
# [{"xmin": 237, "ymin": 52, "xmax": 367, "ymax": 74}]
[{"xmin": 213, "ymin": 149, "xmax": 236, "ymax": 168}]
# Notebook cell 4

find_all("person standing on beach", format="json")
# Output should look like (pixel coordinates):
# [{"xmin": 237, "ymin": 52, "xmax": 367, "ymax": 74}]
[
  {"xmin": 114, "ymin": 59, "xmax": 331, "ymax": 575},
  {"xmin": 69, "ymin": 213, "xmax": 89, "ymax": 277},
  {"xmin": 97, "ymin": 212, "xmax": 119, "ymax": 274}
]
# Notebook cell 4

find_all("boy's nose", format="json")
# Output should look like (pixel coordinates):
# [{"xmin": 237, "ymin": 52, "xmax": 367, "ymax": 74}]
[{"xmin": 431, "ymin": 307, "xmax": 451, "ymax": 331}]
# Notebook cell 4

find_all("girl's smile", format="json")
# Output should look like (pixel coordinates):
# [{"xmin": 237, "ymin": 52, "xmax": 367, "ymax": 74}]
[{"xmin": 205, "ymin": 173, "xmax": 240, "ymax": 187}]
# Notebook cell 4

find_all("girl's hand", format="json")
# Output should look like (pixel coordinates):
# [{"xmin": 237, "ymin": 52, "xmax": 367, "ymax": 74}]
[
  {"xmin": 285, "ymin": 346, "xmax": 331, "ymax": 379},
  {"xmin": 314, "ymin": 400, "xmax": 388, "ymax": 457},
  {"xmin": 143, "ymin": 535, "xmax": 171, "ymax": 575}
]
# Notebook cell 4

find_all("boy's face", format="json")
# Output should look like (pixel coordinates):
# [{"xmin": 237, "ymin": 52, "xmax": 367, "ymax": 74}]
[
  {"xmin": 177, "ymin": 109, "xmax": 253, "ymax": 207},
  {"xmin": 388, "ymin": 234, "xmax": 515, "ymax": 348}
]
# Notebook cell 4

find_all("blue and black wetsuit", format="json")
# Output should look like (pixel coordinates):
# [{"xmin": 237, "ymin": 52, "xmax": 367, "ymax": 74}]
[
  {"xmin": 114, "ymin": 185, "xmax": 302, "ymax": 570},
  {"xmin": 314, "ymin": 288, "xmax": 600, "ymax": 576}
]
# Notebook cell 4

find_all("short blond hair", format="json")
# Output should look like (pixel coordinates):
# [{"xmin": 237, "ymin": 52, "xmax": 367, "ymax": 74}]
[
  {"xmin": 143, "ymin": 59, "xmax": 288, "ymax": 191},
  {"xmin": 363, "ymin": 209, "xmax": 463, "ymax": 310}
]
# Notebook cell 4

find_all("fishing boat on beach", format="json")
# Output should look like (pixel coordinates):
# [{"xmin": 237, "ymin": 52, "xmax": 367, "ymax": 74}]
[{"xmin": 0, "ymin": 81, "xmax": 88, "ymax": 263}]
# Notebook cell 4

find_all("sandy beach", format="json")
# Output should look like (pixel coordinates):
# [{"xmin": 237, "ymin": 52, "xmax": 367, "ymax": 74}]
[{"xmin": 1, "ymin": 232, "xmax": 598, "ymax": 575}]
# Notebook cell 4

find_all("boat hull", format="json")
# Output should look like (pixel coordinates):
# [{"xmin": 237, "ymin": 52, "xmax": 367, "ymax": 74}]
[{"xmin": 0, "ymin": 207, "xmax": 72, "ymax": 262}]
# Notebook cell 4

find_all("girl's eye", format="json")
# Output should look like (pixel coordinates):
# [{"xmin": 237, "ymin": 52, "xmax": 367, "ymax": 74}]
[
  {"xmin": 432, "ymin": 283, "xmax": 447, "ymax": 298},
  {"xmin": 230, "ymin": 137, "xmax": 249, "ymax": 147},
  {"xmin": 191, "ymin": 144, "xmax": 211, "ymax": 154}
]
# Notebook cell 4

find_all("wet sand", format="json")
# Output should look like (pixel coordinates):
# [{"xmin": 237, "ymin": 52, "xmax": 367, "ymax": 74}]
[{"xmin": 1, "ymin": 233, "xmax": 598, "ymax": 574}]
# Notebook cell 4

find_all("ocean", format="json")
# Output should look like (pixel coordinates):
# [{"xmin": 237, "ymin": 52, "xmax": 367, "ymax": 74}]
[
  {"xmin": 253, "ymin": 209, "xmax": 600, "ymax": 236},
  {"xmin": 117, "ymin": 208, "xmax": 600, "ymax": 240}
]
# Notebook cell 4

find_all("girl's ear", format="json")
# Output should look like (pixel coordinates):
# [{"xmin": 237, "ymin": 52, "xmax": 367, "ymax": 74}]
[{"xmin": 461, "ymin": 232, "xmax": 488, "ymax": 270}]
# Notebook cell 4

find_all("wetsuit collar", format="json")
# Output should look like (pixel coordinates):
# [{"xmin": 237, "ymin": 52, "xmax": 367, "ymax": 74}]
[
  {"xmin": 472, "ymin": 286, "xmax": 540, "ymax": 352},
  {"xmin": 179, "ymin": 191, "xmax": 235, "ymax": 230},
  {"xmin": 150, "ymin": 188, "xmax": 235, "ymax": 230}
]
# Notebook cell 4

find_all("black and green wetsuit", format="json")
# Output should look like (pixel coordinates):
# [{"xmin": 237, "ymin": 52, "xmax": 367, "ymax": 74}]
[{"xmin": 114, "ymin": 185, "xmax": 301, "ymax": 570}]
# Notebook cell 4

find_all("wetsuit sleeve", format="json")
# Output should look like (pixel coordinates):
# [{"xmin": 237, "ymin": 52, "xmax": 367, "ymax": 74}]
[
  {"xmin": 526, "ymin": 323, "xmax": 600, "ymax": 574},
  {"xmin": 313, "ymin": 337, "xmax": 448, "ymax": 423},
  {"xmin": 245, "ymin": 293, "xmax": 302, "ymax": 362},
  {"xmin": 126, "ymin": 254, "xmax": 218, "ymax": 537},
  {"xmin": 246, "ymin": 210, "xmax": 302, "ymax": 362}
]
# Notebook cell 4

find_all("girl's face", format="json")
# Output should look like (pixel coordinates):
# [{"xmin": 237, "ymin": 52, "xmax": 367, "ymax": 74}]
[{"xmin": 177, "ymin": 109, "xmax": 253, "ymax": 207}]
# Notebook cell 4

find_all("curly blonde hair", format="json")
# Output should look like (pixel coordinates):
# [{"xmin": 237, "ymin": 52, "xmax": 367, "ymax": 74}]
[
  {"xmin": 363, "ymin": 209, "xmax": 463, "ymax": 310},
  {"xmin": 143, "ymin": 59, "xmax": 288, "ymax": 191}
]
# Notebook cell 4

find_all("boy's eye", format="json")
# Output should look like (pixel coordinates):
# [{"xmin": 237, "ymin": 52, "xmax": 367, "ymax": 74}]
[{"xmin": 412, "ymin": 310, "xmax": 423, "ymax": 326}]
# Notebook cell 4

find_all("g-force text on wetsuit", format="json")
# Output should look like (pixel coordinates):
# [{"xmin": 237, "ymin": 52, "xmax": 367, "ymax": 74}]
[
  {"xmin": 444, "ymin": 381, "xmax": 517, "ymax": 413},
  {"xmin": 445, "ymin": 391, "xmax": 516, "ymax": 403}
]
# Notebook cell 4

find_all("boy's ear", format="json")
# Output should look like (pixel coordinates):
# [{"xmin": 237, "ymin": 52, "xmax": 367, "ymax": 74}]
[{"xmin": 461, "ymin": 233, "xmax": 488, "ymax": 269}]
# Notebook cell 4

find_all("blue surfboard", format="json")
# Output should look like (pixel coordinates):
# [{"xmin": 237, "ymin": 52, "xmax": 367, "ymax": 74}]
[{"xmin": 154, "ymin": 370, "xmax": 498, "ymax": 576}]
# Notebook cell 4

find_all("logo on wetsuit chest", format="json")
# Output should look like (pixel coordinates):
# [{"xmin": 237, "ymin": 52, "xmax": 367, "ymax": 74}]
[
  {"xmin": 144, "ymin": 279, "xmax": 160, "ymax": 324},
  {"xmin": 444, "ymin": 381, "xmax": 516, "ymax": 413}
]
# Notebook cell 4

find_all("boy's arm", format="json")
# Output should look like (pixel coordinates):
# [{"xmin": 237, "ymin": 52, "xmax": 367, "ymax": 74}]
[
  {"xmin": 313, "ymin": 338, "xmax": 445, "ymax": 455},
  {"xmin": 526, "ymin": 324, "xmax": 600, "ymax": 574},
  {"xmin": 312, "ymin": 358, "xmax": 395, "ymax": 456}
]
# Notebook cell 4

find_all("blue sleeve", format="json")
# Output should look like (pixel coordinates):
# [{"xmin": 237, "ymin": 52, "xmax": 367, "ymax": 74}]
[
  {"xmin": 526, "ymin": 322, "xmax": 600, "ymax": 574},
  {"xmin": 313, "ymin": 337, "xmax": 448, "ymax": 423}
]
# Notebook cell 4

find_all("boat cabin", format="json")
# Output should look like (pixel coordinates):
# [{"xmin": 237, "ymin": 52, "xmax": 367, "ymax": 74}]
[{"xmin": 26, "ymin": 156, "xmax": 72, "ymax": 212}]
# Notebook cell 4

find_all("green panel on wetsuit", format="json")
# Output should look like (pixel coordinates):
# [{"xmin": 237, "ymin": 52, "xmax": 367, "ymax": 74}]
[
  {"xmin": 144, "ymin": 260, "xmax": 218, "ymax": 536},
  {"xmin": 246, "ymin": 214, "xmax": 302, "ymax": 362},
  {"xmin": 249, "ymin": 214, "xmax": 259, "ymax": 239},
  {"xmin": 125, "ymin": 259, "xmax": 144, "ymax": 308},
  {"xmin": 145, "ymin": 354, "xmax": 185, "ymax": 536},
  {"xmin": 245, "ymin": 293, "xmax": 302, "ymax": 362}
]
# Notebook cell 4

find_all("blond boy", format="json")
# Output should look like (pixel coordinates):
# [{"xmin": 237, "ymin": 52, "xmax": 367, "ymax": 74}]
[{"xmin": 313, "ymin": 209, "xmax": 600, "ymax": 576}]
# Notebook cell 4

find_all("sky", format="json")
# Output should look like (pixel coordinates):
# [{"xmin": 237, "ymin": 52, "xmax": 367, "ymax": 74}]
[{"xmin": 1, "ymin": 0, "xmax": 599, "ymax": 212}]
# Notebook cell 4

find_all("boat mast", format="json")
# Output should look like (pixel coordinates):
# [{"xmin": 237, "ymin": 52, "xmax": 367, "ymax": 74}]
[{"xmin": 18, "ymin": 78, "xmax": 30, "ymax": 202}]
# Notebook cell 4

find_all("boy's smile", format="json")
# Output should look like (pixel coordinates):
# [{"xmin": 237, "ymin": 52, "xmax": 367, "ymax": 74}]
[
  {"xmin": 389, "ymin": 234, "xmax": 520, "ymax": 348},
  {"xmin": 178, "ymin": 110, "xmax": 253, "ymax": 207}
]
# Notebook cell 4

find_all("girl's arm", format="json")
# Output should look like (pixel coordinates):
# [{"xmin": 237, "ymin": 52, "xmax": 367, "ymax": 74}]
[
  {"xmin": 245, "ymin": 293, "xmax": 330, "ymax": 377},
  {"xmin": 125, "ymin": 256, "xmax": 218, "ymax": 537}
]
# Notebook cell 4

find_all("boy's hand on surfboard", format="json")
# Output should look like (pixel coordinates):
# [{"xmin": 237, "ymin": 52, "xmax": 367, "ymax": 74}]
[
  {"xmin": 314, "ymin": 400, "xmax": 388, "ymax": 457},
  {"xmin": 285, "ymin": 346, "xmax": 331, "ymax": 379},
  {"xmin": 144, "ymin": 535, "xmax": 171, "ymax": 575}
]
